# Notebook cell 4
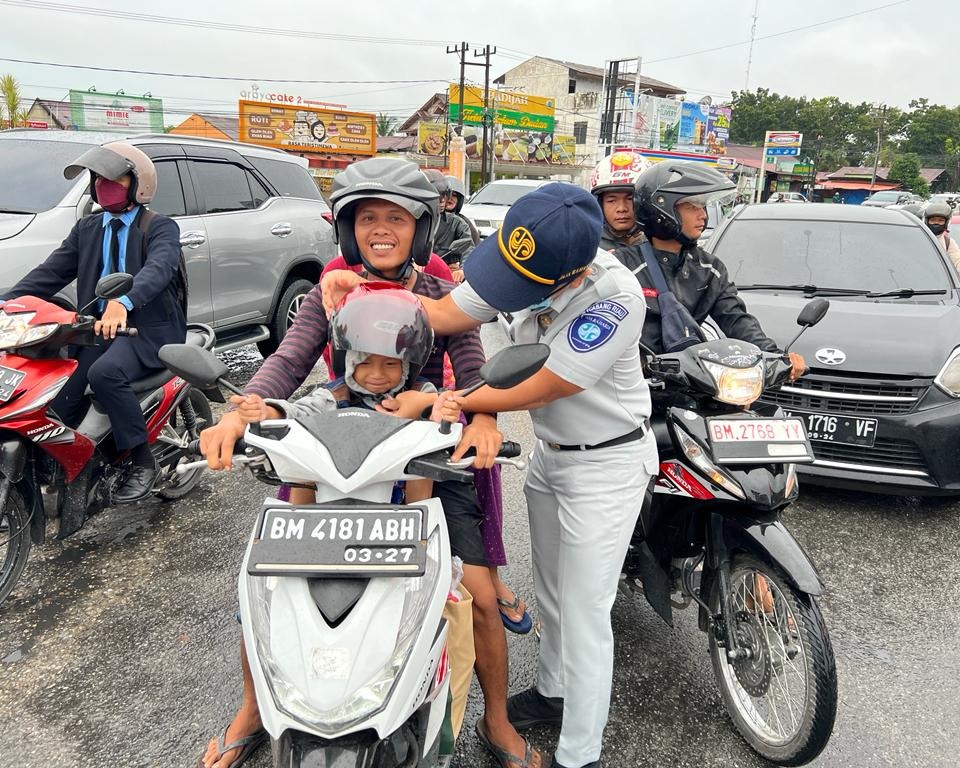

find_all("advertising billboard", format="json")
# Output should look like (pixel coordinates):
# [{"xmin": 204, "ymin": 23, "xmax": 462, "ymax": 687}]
[
  {"xmin": 69, "ymin": 90, "xmax": 164, "ymax": 133},
  {"xmin": 418, "ymin": 122, "xmax": 576, "ymax": 165},
  {"xmin": 238, "ymin": 100, "xmax": 376, "ymax": 155},
  {"xmin": 448, "ymin": 85, "xmax": 556, "ymax": 133},
  {"xmin": 633, "ymin": 94, "xmax": 681, "ymax": 150}
]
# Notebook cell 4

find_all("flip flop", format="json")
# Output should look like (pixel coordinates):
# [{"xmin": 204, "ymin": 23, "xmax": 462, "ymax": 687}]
[
  {"xmin": 475, "ymin": 719, "xmax": 539, "ymax": 768},
  {"xmin": 196, "ymin": 726, "xmax": 268, "ymax": 768},
  {"xmin": 498, "ymin": 594, "xmax": 533, "ymax": 635}
]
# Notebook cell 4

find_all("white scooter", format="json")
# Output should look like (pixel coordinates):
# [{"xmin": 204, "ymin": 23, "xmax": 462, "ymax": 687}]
[{"xmin": 160, "ymin": 342, "xmax": 547, "ymax": 768}]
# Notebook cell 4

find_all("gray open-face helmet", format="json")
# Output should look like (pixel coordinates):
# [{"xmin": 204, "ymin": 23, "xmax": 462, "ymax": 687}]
[
  {"xmin": 330, "ymin": 158, "xmax": 440, "ymax": 279},
  {"xmin": 64, "ymin": 141, "xmax": 157, "ymax": 205},
  {"xmin": 924, "ymin": 201, "xmax": 952, "ymax": 222},
  {"xmin": 445, "ymin": 175, "xmax": 467, "ymax": 213}
]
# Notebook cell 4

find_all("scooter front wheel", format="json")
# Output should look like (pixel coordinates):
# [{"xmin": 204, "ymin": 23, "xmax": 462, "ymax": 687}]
[
  {"xmin": 0, "ymin": 485, "xmax": 32, "ymax": 605},
  {"xmin": 155, "ymin": 389, "xmax": 213, "ymax": 501},
  {"xmin": 709, "ymin": 554, "xmax": 837, "ymax": 766}
]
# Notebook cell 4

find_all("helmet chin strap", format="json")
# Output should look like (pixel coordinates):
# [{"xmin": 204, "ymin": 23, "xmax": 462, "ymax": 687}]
[{"xmin": 358, "ymin": 256, "xmax": 414, "ymax": 283}]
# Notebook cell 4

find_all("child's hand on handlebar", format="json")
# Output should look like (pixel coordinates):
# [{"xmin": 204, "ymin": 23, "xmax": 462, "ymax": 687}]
[
  {"xmin": 430, "ymin": 390, "xmax": 462, "ymax": 424},
  {"xmin": 230, "ymin": 393, "xmax": 278, "ymax": 423}
]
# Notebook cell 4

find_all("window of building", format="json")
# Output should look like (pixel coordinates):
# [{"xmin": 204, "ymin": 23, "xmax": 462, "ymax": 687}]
[
  {"xmin": 573, "ymin": 121, "xmax": 588, "ymax": 144},
  {"xmin": 568, "ymin": 79, "xmax": 577, "ymax": 94}
]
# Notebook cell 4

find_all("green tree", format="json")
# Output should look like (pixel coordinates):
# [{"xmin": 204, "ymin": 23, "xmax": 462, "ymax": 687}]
[
  {"xmin": 887, "ymin": 153, "xmax": 929, "ymax": 196},
  {"xmin": 376, "ymin": 112, "xmax": 397, "ymax": 137},
  {"xmin": 0, "ymin": 73, "xmax": 25, "ymax": 128},
  {"xmin": 900, "ymin": 99, "xmax": 960, "ymax": 165}
]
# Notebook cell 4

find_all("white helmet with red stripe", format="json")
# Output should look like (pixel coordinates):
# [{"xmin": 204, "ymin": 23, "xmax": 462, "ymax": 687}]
[{"xmin": 589, "ymin": 150, "xmax": 653, "ymax": 198}]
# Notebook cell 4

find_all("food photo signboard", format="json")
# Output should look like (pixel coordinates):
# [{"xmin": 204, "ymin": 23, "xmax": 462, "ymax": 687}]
[{"xmin": 238, "ymin": 100, "xmax": 376, "ymax": 155}]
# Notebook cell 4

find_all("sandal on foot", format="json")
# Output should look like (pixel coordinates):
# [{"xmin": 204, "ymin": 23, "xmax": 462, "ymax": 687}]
[
  {"xmin": 497, "ymin": 594, "xmax": 533, "ymax": 634},
  {"xmin": 196, "ymin": 726, "xmax": 267, "ymax": 768},
  {"xmin": 475, "ymin": 719, "xmax": 539, "ymax": 768}
]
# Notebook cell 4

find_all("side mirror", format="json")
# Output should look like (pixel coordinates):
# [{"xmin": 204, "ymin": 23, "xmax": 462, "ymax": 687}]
[
  {"xmin": 95, "ymin": 272, "xmax": 134, "ymax": 300},
  {"xmin": 158, "ymin": 343, "xmax": 240, "ymax": 405},
  {"xmin": 796, "ymin": 298, "xmax": 829, "ymax": 328},
  {"xmin": 478, "ymin": 343, "xmax": 550, "ymax": 390}
]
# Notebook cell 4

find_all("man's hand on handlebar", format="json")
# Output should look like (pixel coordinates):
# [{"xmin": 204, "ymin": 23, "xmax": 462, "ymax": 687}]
[
  {"xmin": 788, "ymin": 352, "xmax": 807, "ymax": 382},
  {"xmin": 451, "ymin": 410, "xmax": 502, "ymax": 468},
  {"xmin": 199, "ymin": 410, "xmax": 246, "ymax": 470},
  {"xmin": 95, "ymin": 300, "xmax": 127, "ymax": 339}
]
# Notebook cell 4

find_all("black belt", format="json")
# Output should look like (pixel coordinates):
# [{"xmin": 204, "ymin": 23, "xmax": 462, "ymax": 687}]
[{"xmin": 547, "ymin": 420, "xmax": 650, "ymax": 452}]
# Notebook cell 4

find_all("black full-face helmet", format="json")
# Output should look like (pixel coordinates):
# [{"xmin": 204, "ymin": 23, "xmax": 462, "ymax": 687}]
[
  {"xmin": 330, "ymin": 158, "xmax": 440, "ymax": 280},
  {"xmin": 634, "ymin": 161, "xmax": 736, "ymax": 247}
]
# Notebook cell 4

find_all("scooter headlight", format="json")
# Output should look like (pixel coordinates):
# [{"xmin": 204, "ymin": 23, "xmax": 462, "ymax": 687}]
[
  {"xmin": 0, "ymin": 312, "xmax": 57, "ymax": 350},
  {"xmin": 247, "ymin": 527, "xmax": 443, "ymax": 734},
  {"xmin": 702, "ymin": 360, "xmax": 763, "ymax": 406},
  {"xmin": 674, "ymin": 426, "xmax": 745, "ymax": 499}
]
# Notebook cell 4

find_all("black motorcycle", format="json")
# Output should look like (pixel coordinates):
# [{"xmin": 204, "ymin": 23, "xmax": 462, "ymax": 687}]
[{"xmin": 623, "ymin": 298, "xmax": 837, "ymax": 766}]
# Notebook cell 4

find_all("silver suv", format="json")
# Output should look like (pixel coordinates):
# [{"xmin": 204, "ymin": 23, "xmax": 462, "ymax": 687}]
[{"xmin": 0, "ymin": 130, "xmax": 337, "ymax": 354}]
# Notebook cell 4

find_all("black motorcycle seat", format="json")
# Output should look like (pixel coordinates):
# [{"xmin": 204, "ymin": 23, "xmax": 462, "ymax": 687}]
[{"xmin": 84, "ymin": 330, "xmax": 206, "ymax": 397}]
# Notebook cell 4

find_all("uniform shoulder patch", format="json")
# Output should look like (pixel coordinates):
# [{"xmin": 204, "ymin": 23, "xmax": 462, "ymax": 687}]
[{"xmin": 568, "ymin": 312, "xmax": 618, "ymax": 353}]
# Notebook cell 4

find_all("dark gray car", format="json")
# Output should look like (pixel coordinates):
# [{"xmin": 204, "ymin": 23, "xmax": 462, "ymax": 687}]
[{"xmin": 0, "ymin": 130, "xmax": 337, "ymax": 355}]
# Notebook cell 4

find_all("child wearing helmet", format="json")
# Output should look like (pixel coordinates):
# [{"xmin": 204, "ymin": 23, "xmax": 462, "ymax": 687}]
[
  {"xmin": 198, "ymin": 157, "xmax": 538, "ymax": 768},
  {"xmin": 231, "ymin": 284, "xmax": 460, "ymax": 503},
  {"xmin": 1, "ymin": 140, "xmax": 186, "ymax": 511},
  {"xmin": 589, "ymin": 150, "xmax": 653, "ymax": 251}
]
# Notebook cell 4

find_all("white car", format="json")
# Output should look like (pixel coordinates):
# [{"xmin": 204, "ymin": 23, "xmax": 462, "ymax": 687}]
[
  {"xmin": 766, "ymin": 191, "xmax": 809, "ymax": 203},
  {"xmin": 460, "ymin": 179, "xmax": 561, "ymax": 239}
]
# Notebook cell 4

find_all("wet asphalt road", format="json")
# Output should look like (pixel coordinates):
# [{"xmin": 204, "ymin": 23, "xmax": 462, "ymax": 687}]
[{"xmin": 0, "ymin": 327, "xmax": 958, "ymax": 768}]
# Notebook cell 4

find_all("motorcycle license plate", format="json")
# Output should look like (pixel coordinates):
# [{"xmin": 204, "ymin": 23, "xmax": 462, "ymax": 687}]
[
  {"xmin": 781, "ymin": 409, "xmax": 878, "ymax": 448},
  {"xmin": 706, "ymin": 417, "xmax": 814, "ymax": 464},
  {"xmin": 0, "ymin": 365, "xmax": 25, "ymax": 402},
  {"xmin": 247, "ymin": 504, "xmax": 426, "ymax": 577}
]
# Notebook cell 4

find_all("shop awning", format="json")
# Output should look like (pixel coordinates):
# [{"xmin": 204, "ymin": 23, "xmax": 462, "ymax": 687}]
[{"xmin": 818, "ymin": 179, "xmax": 898, "ymax": 191}]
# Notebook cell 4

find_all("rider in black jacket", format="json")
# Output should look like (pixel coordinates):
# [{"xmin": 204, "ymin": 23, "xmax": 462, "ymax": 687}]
[{"xmin": 619, "ymin": 161, "xmax": 805, "ymax": 378}]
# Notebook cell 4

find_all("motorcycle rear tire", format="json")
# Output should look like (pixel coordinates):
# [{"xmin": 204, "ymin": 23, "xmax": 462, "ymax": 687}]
[
  {"xmin": 0, "ymin": 485, "xmax": 32, "ymax": 604},
  {"xmin": 155, "ymin": 390, "xmax": 213, "ymax": 501},
  {"xmin": 709, "ymin": 553, "xmax": 837, "ymax": 766}
]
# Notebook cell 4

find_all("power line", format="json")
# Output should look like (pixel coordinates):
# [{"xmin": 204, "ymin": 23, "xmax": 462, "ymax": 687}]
[
  {"xmin": 0, "ymin": 57, "xmax": 447, "ymax": 85},
  {"xmin": 0, "ymin": 1, "xmax": 450, "ymax": 47}
]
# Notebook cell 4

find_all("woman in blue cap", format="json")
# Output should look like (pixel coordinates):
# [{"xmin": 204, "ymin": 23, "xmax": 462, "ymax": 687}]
[{"xmin": 323, "ymin": 183, "xmax": 657, "ymax": 768}]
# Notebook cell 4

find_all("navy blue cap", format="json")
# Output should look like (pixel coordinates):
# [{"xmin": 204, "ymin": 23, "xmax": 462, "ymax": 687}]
[{"xmin": 462, "ymin": 183, "xmax": 603, "ymax": 312}]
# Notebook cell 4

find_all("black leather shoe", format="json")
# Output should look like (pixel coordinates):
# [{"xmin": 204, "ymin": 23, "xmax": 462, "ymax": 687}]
[
  {"xmin": 551, "ymin": 759, "xmax": 600, "ymax": 768},
  {"xmin": 113, "ymin": 459, "xmax": 158, "ymax": 503},
  {"xmin": 506, "ymin": 686, "xmax": 564, "ymax": 730}
]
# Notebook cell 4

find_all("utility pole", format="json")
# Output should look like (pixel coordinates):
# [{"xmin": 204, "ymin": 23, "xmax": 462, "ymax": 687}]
[
  {"xmin": 474, "ymin": 44, "xmax": 496, "ymax": 184},
  {"xmin": 869, "ymin": 104, "xmax": 887, "ymax": 192},
  {"xmin": 745, "ymin": 0, "xmax": 760, "ymax": 91},
  {"xmin": 445, "ymin": 42, "xmax": 469, "ymax": 134}
]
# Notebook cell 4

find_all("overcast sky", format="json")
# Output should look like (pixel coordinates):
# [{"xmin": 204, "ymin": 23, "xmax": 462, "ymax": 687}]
[{"xmin": 1, "ymin": 0, "xmax": 952, "ymax": 126}]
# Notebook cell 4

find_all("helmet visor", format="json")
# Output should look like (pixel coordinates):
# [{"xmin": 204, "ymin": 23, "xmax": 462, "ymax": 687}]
[
  {"xmin": 681, "ymin": 188, "xmax": 736, "ymax": 208},
  {"xmin": 63, "ymin": 146, "xmax": 135, "ymax": 181}
]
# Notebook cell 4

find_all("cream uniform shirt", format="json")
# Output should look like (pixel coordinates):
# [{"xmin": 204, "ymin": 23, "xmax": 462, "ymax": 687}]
[{"xmin": 452, "ymin": 250, "xmax": 655, "ymax": 449}]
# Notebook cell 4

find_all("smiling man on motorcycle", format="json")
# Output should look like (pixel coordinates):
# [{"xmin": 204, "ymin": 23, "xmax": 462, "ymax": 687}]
[
  {"xmin": 0, "ymin": 142, "xmax": 185, "ymax": 504},
  {"xmin": 622, "ymin": 161, "xmax": 805, "ymax": 379}
]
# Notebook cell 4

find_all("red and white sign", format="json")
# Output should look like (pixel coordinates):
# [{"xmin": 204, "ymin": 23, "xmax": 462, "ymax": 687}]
[{"xmin": 26, "ymin": 120, "xmax": 48, "ymax": 129}]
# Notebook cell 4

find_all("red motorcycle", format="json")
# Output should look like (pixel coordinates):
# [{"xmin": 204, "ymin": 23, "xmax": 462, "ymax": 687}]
[{"xmin": 0, "ymin": 274, "xmax": 215, "ymax": 604}]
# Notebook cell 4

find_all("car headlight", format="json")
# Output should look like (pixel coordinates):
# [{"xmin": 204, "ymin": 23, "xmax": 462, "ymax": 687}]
[
  {"xmin": 935, "ymin": 347, "xmax": 960, "ymax": 397},
  {"xmin": 702, "ymin": 360, "xmax": 763, "ymax": 406},
  {"xmin": 247, "ymin": 527, "xmax": 442, "ymax": 734},
  {"xmin": 674, "ymin": 426, "xmax": 745, "ymax": 499}
]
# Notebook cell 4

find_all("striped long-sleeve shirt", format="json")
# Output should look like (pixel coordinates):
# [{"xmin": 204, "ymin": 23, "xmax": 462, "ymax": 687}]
[{"xmin": 245, "ymin": 273, "xmax": 486, "ymax": 399}]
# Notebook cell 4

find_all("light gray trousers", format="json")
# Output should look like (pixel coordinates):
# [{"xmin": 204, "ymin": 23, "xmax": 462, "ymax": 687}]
[{"xmin": 524, "ymin": 436, "xmax": 656, "ymax": 766}]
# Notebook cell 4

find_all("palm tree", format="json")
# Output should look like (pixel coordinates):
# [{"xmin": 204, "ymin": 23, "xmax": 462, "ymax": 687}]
[
  {"xmin": 376, "ymin": 112, "xmax": 398, "ymax": 137},
  {"xmin": 0, "ymin": 74, "xmax": 25, "ymax": 128}
]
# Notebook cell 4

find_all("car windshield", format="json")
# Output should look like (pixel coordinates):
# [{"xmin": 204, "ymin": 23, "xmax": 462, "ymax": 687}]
[
  {"xmin": 867, "ymin": 191, "xmax": 900, "ymax": 202},
  {"xmin": 468, "ymin": 183, "xmax": 540, "ymax": 206},
  {"xmin": 0, "ymin": 139, "xmax": 95, "ymax": 214},
  {"xmin": 714, "ymin": 219, "xmax": 953, "ymax": 295}
]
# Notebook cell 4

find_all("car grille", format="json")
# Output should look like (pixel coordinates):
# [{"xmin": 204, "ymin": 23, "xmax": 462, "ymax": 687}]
[
  {"xmin": 811, "ymin": 438, "xmax": 928, "ymax": 475},
  {"xmin": 762, "ymin": 373, "xmax": 930, "ymax": 416}
]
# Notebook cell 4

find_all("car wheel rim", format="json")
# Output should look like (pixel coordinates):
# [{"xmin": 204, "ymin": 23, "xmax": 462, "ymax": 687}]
[{"xmin": 286, "ymin": 293, "xmax": 306, "ymax": 327}]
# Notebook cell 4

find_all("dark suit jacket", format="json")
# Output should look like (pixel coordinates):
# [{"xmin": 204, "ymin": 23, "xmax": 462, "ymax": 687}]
[{"xmin": 2, "ymin": 208, "xmax": 186, "ymax": 369}]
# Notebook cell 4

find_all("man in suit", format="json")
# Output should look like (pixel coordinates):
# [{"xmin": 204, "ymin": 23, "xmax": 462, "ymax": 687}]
[{"xmin": 1, "ymin": 142, "xmax": 186, "ymax": 502}]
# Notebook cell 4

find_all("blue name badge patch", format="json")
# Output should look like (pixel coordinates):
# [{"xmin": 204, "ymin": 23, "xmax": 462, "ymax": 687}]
[{"xmin": 568, "ymin": 313, "xmax": 617, "ymax": 352}]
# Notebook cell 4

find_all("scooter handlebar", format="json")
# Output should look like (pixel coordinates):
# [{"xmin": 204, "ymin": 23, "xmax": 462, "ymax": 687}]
[{"xmin": 115, "ymin": 327, "xmax": 138, "ymax": 337}]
